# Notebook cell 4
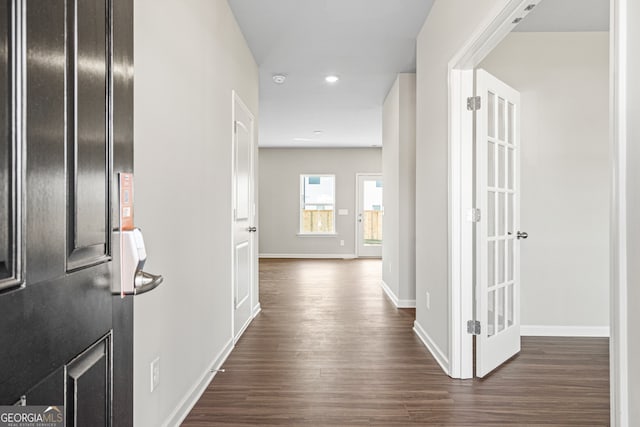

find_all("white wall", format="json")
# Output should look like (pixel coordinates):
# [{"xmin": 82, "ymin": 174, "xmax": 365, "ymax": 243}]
[
  {"xmin": 382, "ymin": 74, "xmax": 416, "ymax": 306},
  {"xmin": 259, "ymin": 148, "xmax": 381, "ymax": 257},
  {"xmin": 133, "ymin": 1, "xmax": 258, "ymax": 426},
  {"xmin": 480, "ymin": 32, "xmax": 610, "ymax": 333},
  {"xmin": 415, "ymin": 0, "xmax": 509, "ymax": 371}
]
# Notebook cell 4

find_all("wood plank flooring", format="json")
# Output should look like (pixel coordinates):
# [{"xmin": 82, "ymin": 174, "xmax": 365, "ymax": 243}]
[{"xmin": 182, "ymin": 259, "xmax": 610, "ymax": 426}]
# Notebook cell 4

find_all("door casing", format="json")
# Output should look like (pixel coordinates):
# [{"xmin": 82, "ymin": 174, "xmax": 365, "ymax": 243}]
[
  {"xmin": 231, "ymin": 90, "xmax": 258, "ymax": 342},
  {"xmin": 355, "ymin": 173, "xmax": 383, "ymax": 258},
  {"xmin": 445, "ymin": 0, "xmax": 542, "ymax": 380}
]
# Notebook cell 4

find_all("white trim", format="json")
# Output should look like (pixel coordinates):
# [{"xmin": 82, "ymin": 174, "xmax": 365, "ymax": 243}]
[
  {"xmin": 355, "ymin": 173, "xmax": 383, "ymax": 258},
  {"xmin": 521, "ymin": 325, "xmax": 610, "ymax": 338},
  {"xmin": 610, "ymin": 0, "xmax": 628, "ymax": 424},
  {"xmin": 252, "ymin": 302, "xmax": 262, "ymax": 318},
  {"xmin": 234, "ymin": 315, "xmax": 253, "ymax": 343},
  {"xmin": 299, "ymin": 174, "xmax": 336, "ymax": 234},
  {"xmin": 231, "ymin": 90, "xmax": 257, "ymax": 343},
  {"xmin": 448, "ymin": 68, "xmax": 475, "ymax": 380},
  {"xmin": 380, "ymin": 280, "xmax": 416, "ymax": 308},
  {"xmin": 163, "ymin": 338, "xmax": 234, "ymax": 427},
  {"xmin": 447, "ymin": 0, "xmax": 543, "ymax": 380},
  {"xmin": 259, "ymin": 253, "xmax": 356, "ymax": 259},
  {"xmin": 413, "ymin": 321, "xmax": 449, "ymax": 375}
]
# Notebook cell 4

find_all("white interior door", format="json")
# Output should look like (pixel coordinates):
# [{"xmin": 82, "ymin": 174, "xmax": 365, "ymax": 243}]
[
  {"xmin": 475, "ymin": 69, "xmax": 522, "ymax": 377},
  {"xmin": 356, "ymin": 174, "xmax": 383, "ymax": 257},
  {"xmin": 232, "ymin": 92, "xmax": 255, "ymax": 342}
]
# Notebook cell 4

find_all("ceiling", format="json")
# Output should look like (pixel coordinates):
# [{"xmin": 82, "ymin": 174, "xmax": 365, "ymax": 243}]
[
  {"xmin": 515, "ymin": 0, "xmax": 609, "ymax": 32},
  {"xmin": 229, "ymin": 0, "xmax": 609, "ymax": 148},
  {"xmin": 228, "ymin": 0, "xmax": 434, "ymax": 148}
]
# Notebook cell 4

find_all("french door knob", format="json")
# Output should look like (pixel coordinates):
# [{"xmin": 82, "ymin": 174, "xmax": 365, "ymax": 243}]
[
  {"xmin": 247, "ymin": 226, "xmax": 257, "ymax": 232},
  {"xmin": 516, "ymin": 231, "xmax": 528, "ymax": 239}
]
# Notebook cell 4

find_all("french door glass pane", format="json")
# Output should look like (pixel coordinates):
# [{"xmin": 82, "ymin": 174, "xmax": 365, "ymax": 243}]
[
  {"xmin": 488, "ymin": 92, "xmax": 496, "ymax": 139},
  {"xmin": 508, "ymin": 147, "xmax": 514, "ymax": 190},
  {"xmin": 507, "ymin": 284, "xmax": 514, "ymax": 327},
  {"xmin": 498, "ymin": 192, "xmax": 505, "ymax": 236},
  {"xmin": 488, "ymin": 141, "xmax": 495, "ymax": 187},
  {"xmin": 488, "ymin": 191, "xmax": 495, "ymax": 237},
  {"xmin": 498, "ymin": 286, "xmax": 505, "ymax": 333},
  {"xmin": 508, "ymin": 102, "xmax": 515, "ymax": 145},
  {"xmin": 498, "ymin": 97, "xmax": 506, "ymax": 141},
  {"xmin": 507, "ymin": 239, "xmax": 514, "ymax": 282},
  {"xmin": 488, "ymin": 241, "xmax": 495, "ymax": 288},
  {"xmin": 488, "ymin": 290, "xmax": 496, "ymax": 337},
  {"xmin": 362, "ymin": 179, "xmax": 382, "ymax": 245},
  {"xmin": 498, "ymin": 145, "xmax": 505, "ymax": 189},
  {"xmin": 498, "ymin": 240, "xmax": 505, "ymax": 285}
]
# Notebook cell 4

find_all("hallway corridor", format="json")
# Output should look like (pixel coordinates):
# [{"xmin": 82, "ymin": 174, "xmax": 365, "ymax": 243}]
[{"xmin": 182, "ymin": 259, "xmax": 609, "ymax": 426}]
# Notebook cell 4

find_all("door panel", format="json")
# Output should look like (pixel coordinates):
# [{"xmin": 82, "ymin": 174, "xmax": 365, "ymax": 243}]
[
  {"xmin": 0, "ymin": 1, "xmax": 133, "ymax": 424},
  {"xmin": 475, "ymin": 69, "xmax": 521, "ymax": 377},
  {"xmin": 234, "ymin": 241, "xmax": 250, "ymax": 309},
  {"xmin": 232, "ymin": 93, "xmax": 255, "ymax": 341},
  {"xmin": 66, "ymin": 336, "xmax": 111, "ymax": 427},
  {"xmin": 67, "ymin": 0, "xmax": 110, "ymax": 270},
  {"xmin": 25, "ymin": 0, "xmax": 66, "ymax": 283},
  {"xmin": 357, "ymin": 174, "xmax": 383, "ymax": 257}
]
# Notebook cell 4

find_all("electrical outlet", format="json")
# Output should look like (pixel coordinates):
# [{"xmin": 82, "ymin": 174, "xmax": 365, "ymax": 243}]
[
  {"xmin": 150, "ymin": 357, "xmax": 160, "ymax": 392},
  {"xmin": 426, "ymin": 292, "xmax": 431, "ymax": 309},
  {"xmin": 340, "ymin": 240, "xmax": 345, "ymax": 247}
]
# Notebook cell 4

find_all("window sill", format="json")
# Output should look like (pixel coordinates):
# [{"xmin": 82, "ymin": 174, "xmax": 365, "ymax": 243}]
[{"xmin": 296, "ymin": 233, "xmax": 338, "ymax": 237}]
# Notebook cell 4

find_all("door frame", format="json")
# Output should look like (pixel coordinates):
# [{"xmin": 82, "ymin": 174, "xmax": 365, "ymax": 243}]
[
  {"xmin": 355, "ymin": 173, "xmax": 383, "ymax": 258},
  {"xmin": 447, "ymin": 0, "xmax": 542, "ymax": 380},
  {"xmin": 447, "ymin": 0, "xmax": 625, "ymax": 424},
  {"xmin": 230, "ymin": 90, "xmax": 258, "ymax": 343}
]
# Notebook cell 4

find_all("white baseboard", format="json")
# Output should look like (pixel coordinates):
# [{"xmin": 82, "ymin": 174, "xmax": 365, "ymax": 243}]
[
  {"xmin": 413, "ymin": 321, "xmax": 449, "ymax": 375},
  {"xmin": 380, "ymin": 280, "xmax": 416, "ymax": 308},
  {"xmin": 164, "ymin": 338, "xmax": 234, "ymax": 427},
  {"xmin": 252, "ymin": 302, "xmax": 262, "ymax": 318},
  {"xmin": 521, "ymin": 325, "xmax": 610, "ymax": 337},
  {"xmin": 259, "ymin": 253, "xmax": 357, "ymax": 259}
]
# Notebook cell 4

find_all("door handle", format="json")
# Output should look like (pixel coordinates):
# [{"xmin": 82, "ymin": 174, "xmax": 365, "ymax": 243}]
[
  {"xmin": 247, "ymin": 226, "xmax": 257, "ymax": 232},
  {"xmin": 516, "ymin": 231, "xmax": 528, "ymax": 239}
]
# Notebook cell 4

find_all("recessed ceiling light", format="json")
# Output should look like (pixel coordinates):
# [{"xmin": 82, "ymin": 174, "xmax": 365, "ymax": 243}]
[
  {"xmin": 325, "ymin": 75, "xmax": 339, "ymax": 84},
  {"xmin": 272, "ymin": 74, "xmax": 287, "ymax": 84},
  {"xmin": 313, "ymin": 130, "xmax": 323, "ymax": 135}
]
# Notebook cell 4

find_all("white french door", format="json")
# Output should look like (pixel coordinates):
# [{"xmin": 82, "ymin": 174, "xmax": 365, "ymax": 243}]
[
  {"xmin": 232, "ymin": 92, "xmax": 255, "ymax": 342},
  {"xmin": 475, "ymin": 69, "xmax": 522, "ymax": 377},
  {"xmin": 356, "ymin": 174, "xmax": 383, "ymax": 257}
]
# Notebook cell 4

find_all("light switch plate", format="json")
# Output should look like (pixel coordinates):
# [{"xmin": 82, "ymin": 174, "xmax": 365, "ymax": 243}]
[{"xmin": 338, "ymin": 209, "xmax": 349, "ymax": 216}]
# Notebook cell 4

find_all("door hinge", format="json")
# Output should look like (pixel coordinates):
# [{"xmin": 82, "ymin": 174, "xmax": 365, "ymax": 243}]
[
  {"xmin": 467, "ymin": 96, "xmax": 481, "ymax": 111},
  {"xmin": 467, "ymin": 208, "xmax": 481, "ymax": 222},
  {"xmin": 233, "ymin": 120, "xmax": 238, "ymax": 134},
  {"xmin": 467, "ymin": 320, "xmax": 481, "ymax": 335}
]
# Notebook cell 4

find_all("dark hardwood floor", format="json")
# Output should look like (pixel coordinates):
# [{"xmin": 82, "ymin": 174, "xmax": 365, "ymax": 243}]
[{"xmin": 182, "ymin": 259, "xmax": 610, "ymax": 426}]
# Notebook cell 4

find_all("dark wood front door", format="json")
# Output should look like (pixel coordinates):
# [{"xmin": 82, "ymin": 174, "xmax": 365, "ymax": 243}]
[{"xmin": 0, "ymin": 0, "xmax": 133, "ymax": 425}]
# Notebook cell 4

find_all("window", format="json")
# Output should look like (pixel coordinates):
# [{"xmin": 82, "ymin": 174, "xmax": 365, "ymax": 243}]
[{"xmin": 300, "ymin": 175, "xmax": 335, "ymax": 234}]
